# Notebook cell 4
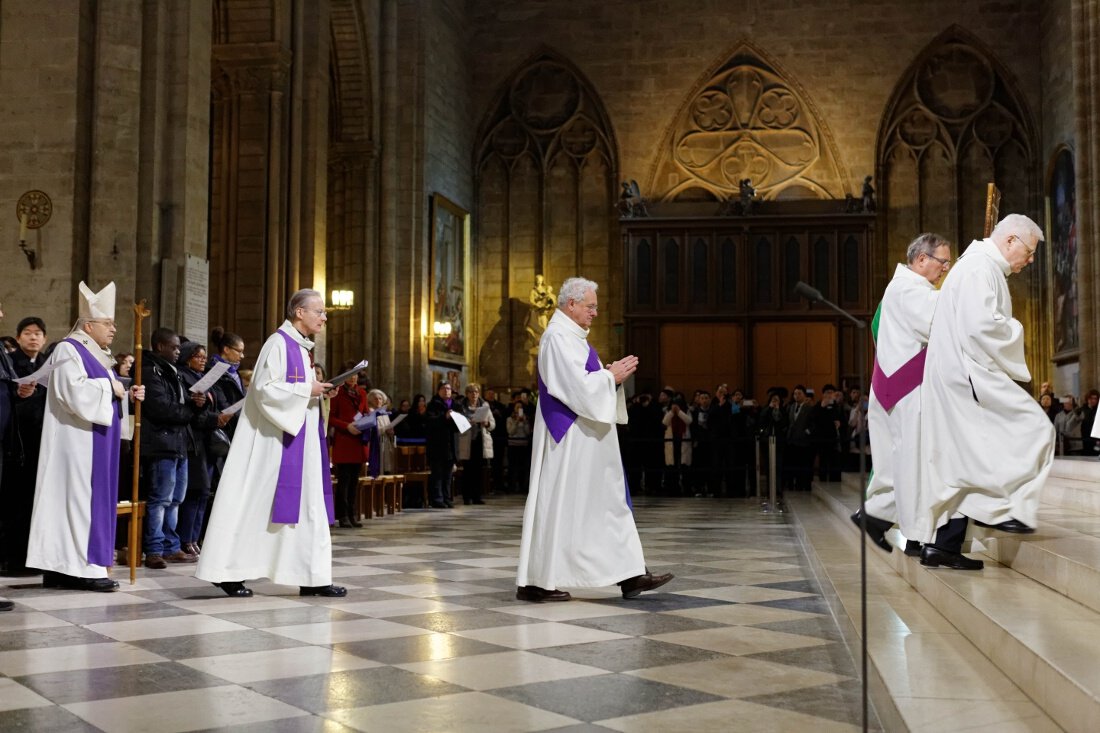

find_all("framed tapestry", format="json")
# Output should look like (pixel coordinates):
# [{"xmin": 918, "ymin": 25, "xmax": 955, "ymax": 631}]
[
  {"xmin": 429, "ymin": 193, "xmax": 469, "ymax": 366},
  {"xmin": 1047, "ymin": 147, "xmax": 1078, "ymax": 360}
]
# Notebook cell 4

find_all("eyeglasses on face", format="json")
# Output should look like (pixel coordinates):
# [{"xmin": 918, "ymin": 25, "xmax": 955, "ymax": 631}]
[
  {"xmin": 1010, "ymin": 235, "xmax": 1036, "ymax": 257},
  {"xmin": 925, "ymin": 253, "xmax": 951, "ymax": 269}
]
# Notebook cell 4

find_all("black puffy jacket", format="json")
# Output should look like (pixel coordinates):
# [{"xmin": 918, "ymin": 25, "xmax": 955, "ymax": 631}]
[{"xmin": 140, "ymin": 353, "xmax": 199, "ymax": 459}]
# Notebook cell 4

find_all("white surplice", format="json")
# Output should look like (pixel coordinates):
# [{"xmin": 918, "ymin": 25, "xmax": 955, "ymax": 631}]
[
  {"xmin": 864, "ymin": 264, "xmax": 938, "ymax": 538},
  {"xmin": 26, "ymin": 334, "xmax": 121, "ymax": 579},
  {"xmin": 918, "ymin": 239, "xmax": 1054, "ymax": 541},
  {"xmin": 196, "ymin": 322, "xmax": 333, "ymax": 587},
  {"xmin": 516, "ymin": 310, "xmax": 646, "ymax": 590}
]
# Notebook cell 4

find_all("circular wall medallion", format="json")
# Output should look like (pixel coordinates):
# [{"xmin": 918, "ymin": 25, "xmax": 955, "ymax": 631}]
[{"xmin": 17, "ymin": 190, "xmax": 52, "ymax": 229}]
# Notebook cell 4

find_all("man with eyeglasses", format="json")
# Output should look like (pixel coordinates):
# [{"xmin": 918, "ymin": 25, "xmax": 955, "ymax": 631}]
[
  {"xmin": 197, "ymin": 289, "xmax": 345, "ymax": 599},
  {"xmin": 27, "ymin": 282, "xmax": 146, "ymax": 592},
  {"xmin": 853, "ymin": 233, "xmax": 966, "ymax": 563},
  {"xmin": 918, "ymin": 214, "xmax": 1054, "ymax": 557},
  {"xmin": 516, "ymin": 277, "xmax": 674, "ymax": 602}
]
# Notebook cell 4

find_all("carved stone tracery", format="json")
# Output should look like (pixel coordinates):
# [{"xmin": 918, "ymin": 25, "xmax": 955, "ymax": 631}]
[{"xmin": 649, "ymin": 44, "xmax": 848, "ymax": 201}]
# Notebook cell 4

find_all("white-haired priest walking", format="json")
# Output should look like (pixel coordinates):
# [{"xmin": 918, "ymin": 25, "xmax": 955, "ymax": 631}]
[
  {"xmin": 196, "ymin": 289, "xmax": 344, "ymax": 599},
  {"xmin": 516, "ymin": 276, "xmax": 673, "ymax": 602}
]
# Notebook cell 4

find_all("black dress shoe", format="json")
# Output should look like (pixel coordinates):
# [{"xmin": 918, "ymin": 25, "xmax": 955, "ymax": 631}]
[
  {"xmin": 300, "ymin": 585, "xmax": 347, "ymax": 597},
  {"xmin": 920, "ymin": 545, "xmax": 984, "ymax": 570},
  {"xmin": 43, "ymin": 572, "xmax": 118, "ymax": 592},
  {"xmin": 429, "ymin": 502, "xmax": 447, "ymax": 509},
  {"xmin": 903, "ymin": 540, "xmax": 923, "ymax": 557},
  {"xmin": 618, "ymin": 571, "xmax": 675, "ymax": 599},
  {"xmin": 515, "ymin": 585, "xmax": 571, "ymax": 602},
  {"xmin": 350, "ymin": 519, "xmax": 363, "ymax": 528},
  {"xmin": 0, "ymin": 601, "xmax": 12, "ymax": 612},
  {"xmin": 850, "ymin": 511, "xmax": 893, "ymax": 553},
  {"xmin": 443, "ymin": 501, "xmax": 454, "ymax": 508},
  {"xmin": 974, "ymin": 519, "xmax": 1035, "ymax": 534},
  {"xmin": 215, "ymin": 582, "xmax": 253, "ymax": 597},
  {"xmin": 338, "ymin": 518, "xmax": 353, "ymax": 528}
]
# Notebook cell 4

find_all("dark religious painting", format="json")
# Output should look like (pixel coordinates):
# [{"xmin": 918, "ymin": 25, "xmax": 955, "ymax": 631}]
[
  {"xmin": 1047, "ymin": 148, "xmax": 1078, "ymax": 357},
  {"xmin": 429, "ymin": 193, "xmax": 469, "ymax": 366}
]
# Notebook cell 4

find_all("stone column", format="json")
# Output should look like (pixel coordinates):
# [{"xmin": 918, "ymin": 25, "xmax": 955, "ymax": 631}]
[{"xmin": 1073, "ymin": 0, "xmax": 1100, "ymax": 388}]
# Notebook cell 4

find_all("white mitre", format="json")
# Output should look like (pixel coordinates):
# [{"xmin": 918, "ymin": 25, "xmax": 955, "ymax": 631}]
[{"xmin": 78, "ymin": 281, "xmax": 116, "ymax": 321}]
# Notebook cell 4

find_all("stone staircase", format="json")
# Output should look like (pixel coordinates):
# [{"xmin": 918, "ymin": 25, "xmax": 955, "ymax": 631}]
[{"xmin": 788, "ymin": 457, "xmax": 1100, "ymax": 733}]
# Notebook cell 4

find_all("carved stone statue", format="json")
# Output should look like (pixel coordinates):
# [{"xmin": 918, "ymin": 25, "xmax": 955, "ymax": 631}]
[
  {"xmin": 861, "ymin": 175, "xmax": 876, "ymax": 212},
  {"xmin": 738, "ymin": 178, "xmax": 756, "ymax": 215},
  {"xmin": 525, "ymin": 274, "xmax": 556, "ymax": 373},
  {"xmin": 618, "ymin": 180, "xmax": 649, "ymax": 218}
]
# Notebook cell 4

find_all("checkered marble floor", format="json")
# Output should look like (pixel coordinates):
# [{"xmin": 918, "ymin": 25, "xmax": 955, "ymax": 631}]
[{"xmin": 0, "ymin": 496, "xmax": 874, "ymax": 732}]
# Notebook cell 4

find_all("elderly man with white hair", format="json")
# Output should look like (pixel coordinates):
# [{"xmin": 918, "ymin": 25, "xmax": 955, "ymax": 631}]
[
  {"xmin": 917, "ymin": 214, "xmax": 1055, "ymax": 567},
  {"xmin": 196, "ymin": 289, "xmax": 343, "ymax": 598},
  {"xmin": 515, "ymin": 276, "xmax": 673, "ymax": 602}
]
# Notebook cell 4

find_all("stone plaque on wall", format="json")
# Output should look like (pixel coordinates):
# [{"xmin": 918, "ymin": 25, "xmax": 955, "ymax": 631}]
[{"xmin": 181, "ymin": 255, "xmax": 209, "ymax": 345}]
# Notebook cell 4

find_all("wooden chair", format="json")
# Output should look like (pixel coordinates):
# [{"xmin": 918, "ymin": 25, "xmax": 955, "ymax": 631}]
[
  {"xmin": 115, "ymin": 500, "xmax": 146, "ymax": 583},
  {"xmin": 395, "ymin": 445, "xmax": 431, "ymax": 507},
  {"xmin": 357, "ymin": 475, "xmax": 378, "ymax": 520},
  {"xmin": 389, "ymin": 474, "xmax": 405, "ymax": 513}
]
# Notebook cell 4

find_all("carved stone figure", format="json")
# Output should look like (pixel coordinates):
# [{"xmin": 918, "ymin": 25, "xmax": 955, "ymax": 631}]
[
  {"xmin": 618, "ymin": 180, "xmax": 648, "ymax": 218},
  {"xmin": 862, "ymin": 175, "xmax": 876, "ymax": 212},
  {"xmin": 525, "ymin": 274, "xmax": 556, "ymax": 374},
  {"xmin": 738, "ymin": 178, "xmax": 756, "ymax": 215}
]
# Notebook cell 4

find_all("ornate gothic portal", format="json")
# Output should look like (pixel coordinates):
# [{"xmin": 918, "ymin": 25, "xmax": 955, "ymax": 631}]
[
  {"xmin": 877, "ymin": 28, "xmax": 1046, "ymax": 379},
  {"xmin": 648, "ymin": 45, "xmax": 848, "ymax": 202},
  {"xmin": 474, "ymin": 52, "xmax": 619, "ymax": 387}
]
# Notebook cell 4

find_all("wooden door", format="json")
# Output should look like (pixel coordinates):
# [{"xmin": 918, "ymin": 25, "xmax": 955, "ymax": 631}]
[
  {"xmin": 659, "ymin": 323, "xmax": 744, "ymax": 396},
  {"xmin": 752, "ymin": 322, "xmax": 836, "ymax": 403}
]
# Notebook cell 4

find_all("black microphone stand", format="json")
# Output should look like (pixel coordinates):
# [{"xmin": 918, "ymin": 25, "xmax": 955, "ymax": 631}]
[{"xmin": 795, "ymin": 280, "xmax": 870, "ymax": 733}]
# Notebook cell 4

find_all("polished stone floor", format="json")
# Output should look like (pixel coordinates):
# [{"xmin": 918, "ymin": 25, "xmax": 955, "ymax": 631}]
[{"xmin": 0, "ymin": 496, "xmax": 871, "ymax": 732}]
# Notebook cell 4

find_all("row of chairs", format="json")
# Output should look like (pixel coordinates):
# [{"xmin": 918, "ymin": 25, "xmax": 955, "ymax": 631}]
[{"xmin": 351, "ymin": 444, "xmax": 434, "ymax": 520}]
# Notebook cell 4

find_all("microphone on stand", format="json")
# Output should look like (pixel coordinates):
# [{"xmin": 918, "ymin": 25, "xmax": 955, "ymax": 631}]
[{"xmin": 794, "ymin": 281, "xmax": 824, "ymax": 303}]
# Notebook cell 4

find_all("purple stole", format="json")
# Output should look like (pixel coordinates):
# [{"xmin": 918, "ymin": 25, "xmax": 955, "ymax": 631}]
[
  {"xmin": 271, "ymin": 330, "xmax": 336, "ymax": 524},
  {"xmin": 871, "ymin": 349, "xmax": 927, "ymax": 412},
  {"xmin": 538, "ymin": 342, "xmax": 634, "ymax": 508},
  {"xmin": 63, "ymin": 338, "xmax": 121, "ymax": 567}
]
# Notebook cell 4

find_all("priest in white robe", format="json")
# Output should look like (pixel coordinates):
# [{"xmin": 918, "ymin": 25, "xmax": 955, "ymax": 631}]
[
  {"xmin": 516, "ymin": 277, "xmax": 673, "ymax": 602},
  {"xmin": 195, "ymin": 289, "xmax": 344, "ymax": 598},
  {"xmin": 856, "ymin": 234, "xmax": 951, "ymax": 556},
  {"xmin": 27, "ymin": 282, "xmax": 145, "ymax": 592},
  {"xmin": 919, "ymin": 214, "xmax": 1054, "ymax": 543}
]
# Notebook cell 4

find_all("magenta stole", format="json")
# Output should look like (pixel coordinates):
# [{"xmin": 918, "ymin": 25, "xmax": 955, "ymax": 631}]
[
  {"xmin": 271, "ymin": 331, "xmax": 336, "ymax": 524},
  {"xmin": 62, "ymin": 338, "xmax": 121, "ymax": 567},
  {"xmin": 537, "ymin": 343, "xmax": 633, "ymax": 508}
]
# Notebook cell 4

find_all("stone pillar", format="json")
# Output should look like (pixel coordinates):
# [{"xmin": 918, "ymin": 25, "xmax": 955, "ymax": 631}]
[{"xmin": 1074, "ymin": 0, "xmax": 1100, "ymax": 388}]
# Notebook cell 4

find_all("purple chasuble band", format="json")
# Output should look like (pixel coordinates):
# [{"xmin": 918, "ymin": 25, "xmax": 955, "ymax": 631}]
[
  {"xmin": 871, "ymin": 348, "xmax": 928, "ymax": 412},
  {"xmin": 63, "ymin": 339, "xmax": 121, "ymax": 567},
  {"xmin": 272, "ymin": 331, "xmax": 336, "ymax": 525},
  {"xmin": 537, "ymin": 342, "xmax": 633, "ymax": 509},
  {"xmin": 538, "ymin": 344, "xmax": 601, "ymax": 443}
]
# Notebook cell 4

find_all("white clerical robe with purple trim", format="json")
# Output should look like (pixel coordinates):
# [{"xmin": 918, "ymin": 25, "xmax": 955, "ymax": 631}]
[
  {"xmin": 196, "ymin": 322, "xmax": 333, "ymax": 587},
  {"xmin": 864, "ymin": 264, "xmax": 938, "ymax": 539},
  {"xmin": 26, "ymin": 334, "xmax": 122, "ymax": 579},
  {"xmin": 516, "ymin": 310, "xmax": 646, "ymax": 590},
  {"xmin": 918, "ymin": 239, "xmax": 1053, "ymax": 541}
]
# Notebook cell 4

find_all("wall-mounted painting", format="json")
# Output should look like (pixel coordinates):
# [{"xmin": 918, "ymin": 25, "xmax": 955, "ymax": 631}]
[
  {"xmin": 429, "ymin": 193, "xmax": 469, "ymax": 366},
  {"xmin": 1047, "ymin": 147, "xmax": 1078, "ymax": 359}
]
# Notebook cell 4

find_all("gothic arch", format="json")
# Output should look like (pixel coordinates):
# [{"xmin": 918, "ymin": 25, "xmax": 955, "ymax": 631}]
[
  {"xmin": 647, "ymin": 42, "xmax": 850, "ymax": 202},
  {"xmin": 876, "ymin": 25, "xmax": 1038, "ymax": 266},
  {"xmin": 473, "ymin": 49, "xmax": 620, "ymax": 386},
  {"xmin": 876, "ymin": 25, "xmax": 1044, "ymax": 379}
]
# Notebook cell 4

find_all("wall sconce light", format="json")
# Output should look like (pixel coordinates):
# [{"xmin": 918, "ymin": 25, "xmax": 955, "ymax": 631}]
[
  {"xmin": 330, "ymin": 289, "xmax": 354, "ymax": 311},
  {"xmin": 16, "ymin": 189, "xmax": 51, "ymax": 270},
  {"xmin": 432, "ymin": 321, "xmax": 452, "ymax": 337}
]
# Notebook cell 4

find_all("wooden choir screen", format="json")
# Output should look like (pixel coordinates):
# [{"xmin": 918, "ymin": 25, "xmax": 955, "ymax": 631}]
[
  {"xmin": 752, "ymin": 322, "xmax": 838, "ymax": 404},
  {"xmin": 658, "ymin": 323, "xmax": 744, "ymax": 397}
]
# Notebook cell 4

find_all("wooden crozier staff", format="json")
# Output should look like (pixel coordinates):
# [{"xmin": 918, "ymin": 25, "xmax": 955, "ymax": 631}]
[{"xmin": 128, "ymin": 301, "xmax": 151, "ymax": 584}]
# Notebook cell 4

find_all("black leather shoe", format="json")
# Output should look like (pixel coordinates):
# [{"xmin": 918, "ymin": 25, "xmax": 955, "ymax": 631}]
[
  {"xmin": 300, "ymin": 585, "xmax": 347, "ymax": 597},
  {"xmin": 429, "ymin": 502, "xmax": 447, "ymax": 509},
  {"xmin": 338, "ymin": 518, "xmax": 353, "ymax": 528},
  {"xmin": 974, "ymin": 519, "xmax": 1035, "ymax": 534},
  {"xmin": 350, "ymin": 519, "xmax": 363, "ymax": 528},
  {"xmin": 920, "ymin": 545, "xmax": 984, "ymax": 570},
  {"xmin": 444, "ymin": 501, "xmax": 454, "ymax": 508},
  {"xmin": 0, "ymin": 601, "xmax": 12, "ymax": 612},
  {"xmin": 515, "ymin": 585, "xmax": 571, "ymax": 602},
  {"xmin": 215, "ymin": 582, "xmax": 253, "ymax": 597},
  {"xmin": 850, "ymin": 511, "xmax": 893, "ymax": 553},
  {"xmin": 618, "ymin": 571, "xmax": 675, "ymax": 599},
  {"xmin": 903, "ymin": 540, "xmax": 923, "ymax": 557},
  {"xmin": 43, "ymin": 572, "xmax": 118, "ymax": 592}
]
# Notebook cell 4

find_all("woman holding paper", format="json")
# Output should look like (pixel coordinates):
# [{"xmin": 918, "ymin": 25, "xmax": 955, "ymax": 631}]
[
  {"xmin": 329, "ymin": 362, "xmax": 368, "ymax": 527},
  {"xmin": 458, "ymin": 383, "xmax": 495, "ymax": 505}
]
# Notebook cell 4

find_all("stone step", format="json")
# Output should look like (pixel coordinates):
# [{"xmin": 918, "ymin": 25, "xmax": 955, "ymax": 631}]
[
  {"xmin": 788, "ymin": 493, "xmax": 1060, "ymax": 732},
  {"xmin": 808, "ymin": 476, "xmax": 1100, "ymax": 732},
  {"xmin": 1042, "ymin": 457, "xmax": 1100, "ymax": 515}
]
